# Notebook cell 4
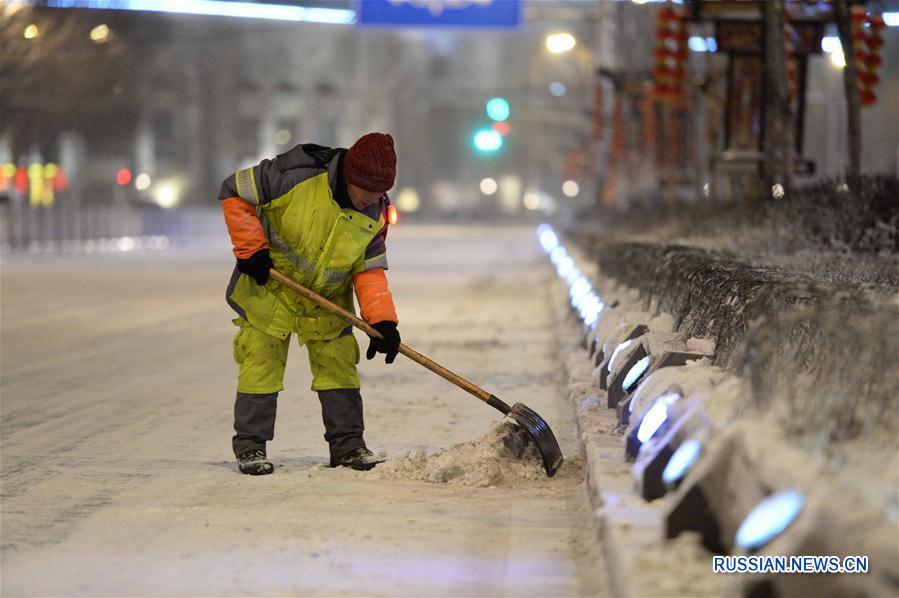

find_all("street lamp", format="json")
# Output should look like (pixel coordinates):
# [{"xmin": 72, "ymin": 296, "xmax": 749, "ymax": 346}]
[
  {"xmin": 479, "ymin": 177, "xmax": 498, "ymax": 195},
  {"xmin": 562, "ymin": 180, "xmax": 579, "ymax": 197},
  {"xmin": 90, "ymin": 24, "xmax": 110, "ymax": 43},
  {"xmin": 545, "ymin": 32, "xmax": 576, "ymax": 54}
]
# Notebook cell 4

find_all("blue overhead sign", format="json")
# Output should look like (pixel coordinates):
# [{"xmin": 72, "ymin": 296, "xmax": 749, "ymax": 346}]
[{"xmin": 358, "ymin": 0, "xmax": 521, "ymax": 29}]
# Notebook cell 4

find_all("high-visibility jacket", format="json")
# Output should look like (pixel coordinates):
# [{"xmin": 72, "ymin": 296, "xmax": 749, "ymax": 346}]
[{"xmin": 219, "ymin": 143, "xmax": 397, "ymax": 342}]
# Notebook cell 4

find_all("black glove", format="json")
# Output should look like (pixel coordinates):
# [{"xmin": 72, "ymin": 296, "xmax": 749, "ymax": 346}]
[
  {"xmin": 237, "ymin": 249, "xmax": 273, "ymax": 286},
  {"xmin": 366, "ymin": 321, "xmax": 400, "ymax": 364}
]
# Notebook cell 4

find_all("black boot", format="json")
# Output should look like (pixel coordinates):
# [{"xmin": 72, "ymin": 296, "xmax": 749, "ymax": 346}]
[
  {"xmin": 237, "ymin": 448, "xmax": 274, "ymax": 475},
  {"xmin": 331, "ymin": 447, "xmax": 385, "ymax": 471}
]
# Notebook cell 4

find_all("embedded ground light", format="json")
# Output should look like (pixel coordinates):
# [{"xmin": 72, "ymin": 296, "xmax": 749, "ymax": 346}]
[
  {"xmin": 662, "ymin": 438, "xmax": 702, "ymax": 487},
  {"xmin": 735, "ymin": 490, "xmax": 805, "ymax": 552},
  {"xmin": 622, "ymin": 355, "xmax": 651, "ymax": 392}
]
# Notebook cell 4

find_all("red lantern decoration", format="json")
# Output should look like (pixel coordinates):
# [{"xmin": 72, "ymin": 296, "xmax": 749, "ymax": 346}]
[
  {"xmin": 652, "ymin": 4, "xmax": 689, "ymax": 103},
  {"xmin": 851, "ymin": 7, "xmax": 883, "ymax": 107},
  {"xmin": 14, "ymin": 166, "xmax": 28, "ymax": 194}
]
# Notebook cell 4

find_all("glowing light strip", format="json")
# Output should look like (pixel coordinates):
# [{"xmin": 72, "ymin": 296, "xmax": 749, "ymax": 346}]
[
  {"xmin": 537, "ymin": 223, "xmax": 605, "ymax": 328},
  {"xmin": 884, "ymin": 13, "xmax": 899, "ymax": 27},
  {"xmin": 44, "ymin": 0, "xmax": 356, "ymax": 24}
]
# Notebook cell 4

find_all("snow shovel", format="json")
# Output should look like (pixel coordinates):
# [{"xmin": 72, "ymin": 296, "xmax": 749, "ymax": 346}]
[{"xmin": 269, "ymin": 269, "xmax": 564, "ymax": 477}]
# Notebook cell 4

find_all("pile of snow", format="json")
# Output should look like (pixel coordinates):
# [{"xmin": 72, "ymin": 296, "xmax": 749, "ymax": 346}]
[{"xmin": 373, "ymin": 421, "xmax": 550, "ymax": 487}]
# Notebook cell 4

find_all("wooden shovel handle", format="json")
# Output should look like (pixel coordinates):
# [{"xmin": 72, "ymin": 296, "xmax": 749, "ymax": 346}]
[{"xmin": 268, "ymin": 269, "xmax": 504, "ymax": 410}]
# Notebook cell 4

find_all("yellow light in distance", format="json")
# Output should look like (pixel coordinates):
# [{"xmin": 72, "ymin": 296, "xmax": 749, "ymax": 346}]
[
  {"xmin": 479, "ymin": 177, "xmax": 498, "ymax": 195},
  {"xmin": 546, "ymin": 33, "xmax": 576, "ymax": 54},
  {"xmin": 90, "ymin": 24, "xmax": 110, "ymax": 42}
]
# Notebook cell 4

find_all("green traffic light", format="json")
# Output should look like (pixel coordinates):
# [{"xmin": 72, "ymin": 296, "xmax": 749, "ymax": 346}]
[
  {"xmin": 473, "ymin": 129, "xmax": 503, "ymax": 152},
  {"xmin": 485, "ymin": 97, "xmax": 510, "ymax": 122}
]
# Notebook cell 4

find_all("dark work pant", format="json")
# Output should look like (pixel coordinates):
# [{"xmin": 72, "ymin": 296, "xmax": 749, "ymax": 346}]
[
  {"xmin": 232, "ymin": 388, "xmax": 365, "ymax": 459},
  {"xmin": 318, "ymin": 388, "xmax": 366, "ymax": 459},
  {"xmin": 232, "ymin": 392, "xmax": 278, "ymax": 456}
]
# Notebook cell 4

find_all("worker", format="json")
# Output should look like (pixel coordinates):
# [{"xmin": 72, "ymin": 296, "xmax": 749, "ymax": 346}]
[{"xmin": 219, "ymin": 132, "xmax": 401, "ymax": 475}]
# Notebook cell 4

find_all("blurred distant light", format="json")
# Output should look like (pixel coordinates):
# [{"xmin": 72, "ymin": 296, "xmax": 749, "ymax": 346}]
[
  {"xmin": 830, "ymin": 48, "xmax": 846, "ymax": 69},
  {"xmin": 45, "ymin": 1, "xmax": 355, "ymax": 24},
  {"xmin": 821, "ymin": 36, "xmax": 846, "ymax": 69},
  {"xmin": 688, "ymin": 36, "xmax": 707, "ymax": 52},
  {"xmin": 523, "ymin": 191, "xmax": 540, "ymax": 211},
  {"xmin": 153, "ymin": 181, "xmax": 180, "ymax": 209},
  {"xmin": 24, "ymin": 24, "xmax": 39, "ymax": 39},
  {"xmin": 580, "ymin": 293, "xmax": 603, "ymax": 327},
  {"xmin": 771, "ymin": 183, "xmax": 785, "ymax": 200},
  {"xmin": 395, "ymin": 187, "xmax": 420, "ymax": 212},
  {"xmin": 562, "ymin": 180, "xmax": 579, "ymax": 198},
  {"xmin": 14, "ymin": 167, "xmax": 28, "ymax": 194},
  {"xmin": 549, "ymin": 245, "xmax": 567, "ymax": 266},
  {"xmin": 883, "ymin": 13, "xmax": 899, "ymax": 27},
  {"xmin": 274, "ymin": 129, "xmax": 292, "ymax": 145},
  {"xmin": 473, "ymin": 129, "xmax": 503, "ymax": 152},
  {"xmin": 492, "ymin": 121, "xmax": 510, "ymax": 136},
  {"xmin": 821, "ymin": 36, "xmax": 841, "ymax": 53},
  {"xmin": 546, "ymin": 32, "xmax": 576, "ymax": 54},
  {"xmin": 90, "ymin": 24, "xmax": 110, "ymax": 42},
  {"xmin": 702, "ymin": 181, "xmax": 711, "ymax": 197},
  {"xmin": 135, "ymin": 173, "xmax": 151, "ymax": 191},
  {"xmin": 549, "ymin": 81, "xmax": 567, "ymax": 97},
  {"xmin": 117, "ymin": 236, "xmax": 137, "ymax": 252},
  {"xmin": 479, "ymin": 177, "xmax": 498, "ymax": 195},
  {"xmin": 387, "ymin": 204, "xmax": 398, "ymax": 225},
  {"xmin": 688, "ymin": 36, "xmax": 718, "ymax": 52},
  {"xmin": 569, "ymin": 276, "xmax": 590, "ymax": 304},
  {"xmin": 537, "ymin": 224, "xmax": 559, "ymax": 252},
  {"xmin": 116, "ymin": 168, "xmax": 132, "ymax": 186},
  {"xmin": 485, "ymin": 97, "xmax": 510, "ymax": 122},
  {"xmin": 556, "ymin": 256, "xmax": 575, "ymax": 280}
]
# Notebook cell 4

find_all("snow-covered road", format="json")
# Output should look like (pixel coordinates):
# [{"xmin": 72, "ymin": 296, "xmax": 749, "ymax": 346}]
[{"xmin": 1, "ymin": 225, "xmax": 607, "ymax": 596}]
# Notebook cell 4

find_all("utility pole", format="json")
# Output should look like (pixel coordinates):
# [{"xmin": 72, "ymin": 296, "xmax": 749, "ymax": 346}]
[
  {"xmin": 763, "ymin": 0, "xmax": 795, "ymax": 193},
  {"xmin": 833, "ymin": 0, "xmax": 862, "ymax": 183}
]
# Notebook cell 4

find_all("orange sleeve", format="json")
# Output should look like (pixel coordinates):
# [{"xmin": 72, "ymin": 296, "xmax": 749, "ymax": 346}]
[
  {"xmin": 353, "ymin": 268, "xmax": 398, "ymax": 325},
  {"xmin": 222, "ymin": 197, "xmax": 268, "ymax": 259}
]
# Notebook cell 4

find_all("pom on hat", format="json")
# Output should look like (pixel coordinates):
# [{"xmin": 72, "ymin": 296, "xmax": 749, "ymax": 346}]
[{"xmin": 344, "ymin": 132, "xmax": 396, "ymax": 193}]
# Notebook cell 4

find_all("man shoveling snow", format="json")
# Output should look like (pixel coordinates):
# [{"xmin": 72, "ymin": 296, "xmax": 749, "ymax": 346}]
[{"xmin": 219, "ymin": 133, "xmax": 401, "ymax": 475}]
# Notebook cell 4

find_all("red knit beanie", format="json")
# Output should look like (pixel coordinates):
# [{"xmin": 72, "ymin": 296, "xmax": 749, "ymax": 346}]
[{"xmin": 344, "ymin": 132, "xmax": 396, "ymax": 193}]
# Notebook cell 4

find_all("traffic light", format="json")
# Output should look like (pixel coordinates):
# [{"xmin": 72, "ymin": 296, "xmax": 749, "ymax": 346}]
[
  {"xmin": 485, "ymin": 97, "xmax": 510, "ymax": 121},
  {"xmin": 473, "ymin": 129, "xmax": 503, "ymax": 152},
  {"xmin": 473, "ymin": 97, "xmax": 510, "ymax": 155}
]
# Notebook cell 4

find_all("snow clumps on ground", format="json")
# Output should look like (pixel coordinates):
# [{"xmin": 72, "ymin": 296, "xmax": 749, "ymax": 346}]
[{"xmin": 373, "ymin": 421, "xmax": 559, "ymax": 487}]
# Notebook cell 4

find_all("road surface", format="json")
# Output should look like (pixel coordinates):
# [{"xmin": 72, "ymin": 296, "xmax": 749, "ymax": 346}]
[{"xmin": 1, "ymin": 224, "xmax": 607, "ymax": 596}]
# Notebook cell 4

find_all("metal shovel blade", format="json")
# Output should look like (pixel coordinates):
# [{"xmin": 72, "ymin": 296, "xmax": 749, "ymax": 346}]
[{"xmin": 508, "ymin": 402, "xmax": 564, "ymax": 477}]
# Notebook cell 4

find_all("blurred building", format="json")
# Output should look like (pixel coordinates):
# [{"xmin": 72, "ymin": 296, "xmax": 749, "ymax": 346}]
[{"xmin": 2, "ymin": 2, "xmax": 598, "ymax": 223}]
